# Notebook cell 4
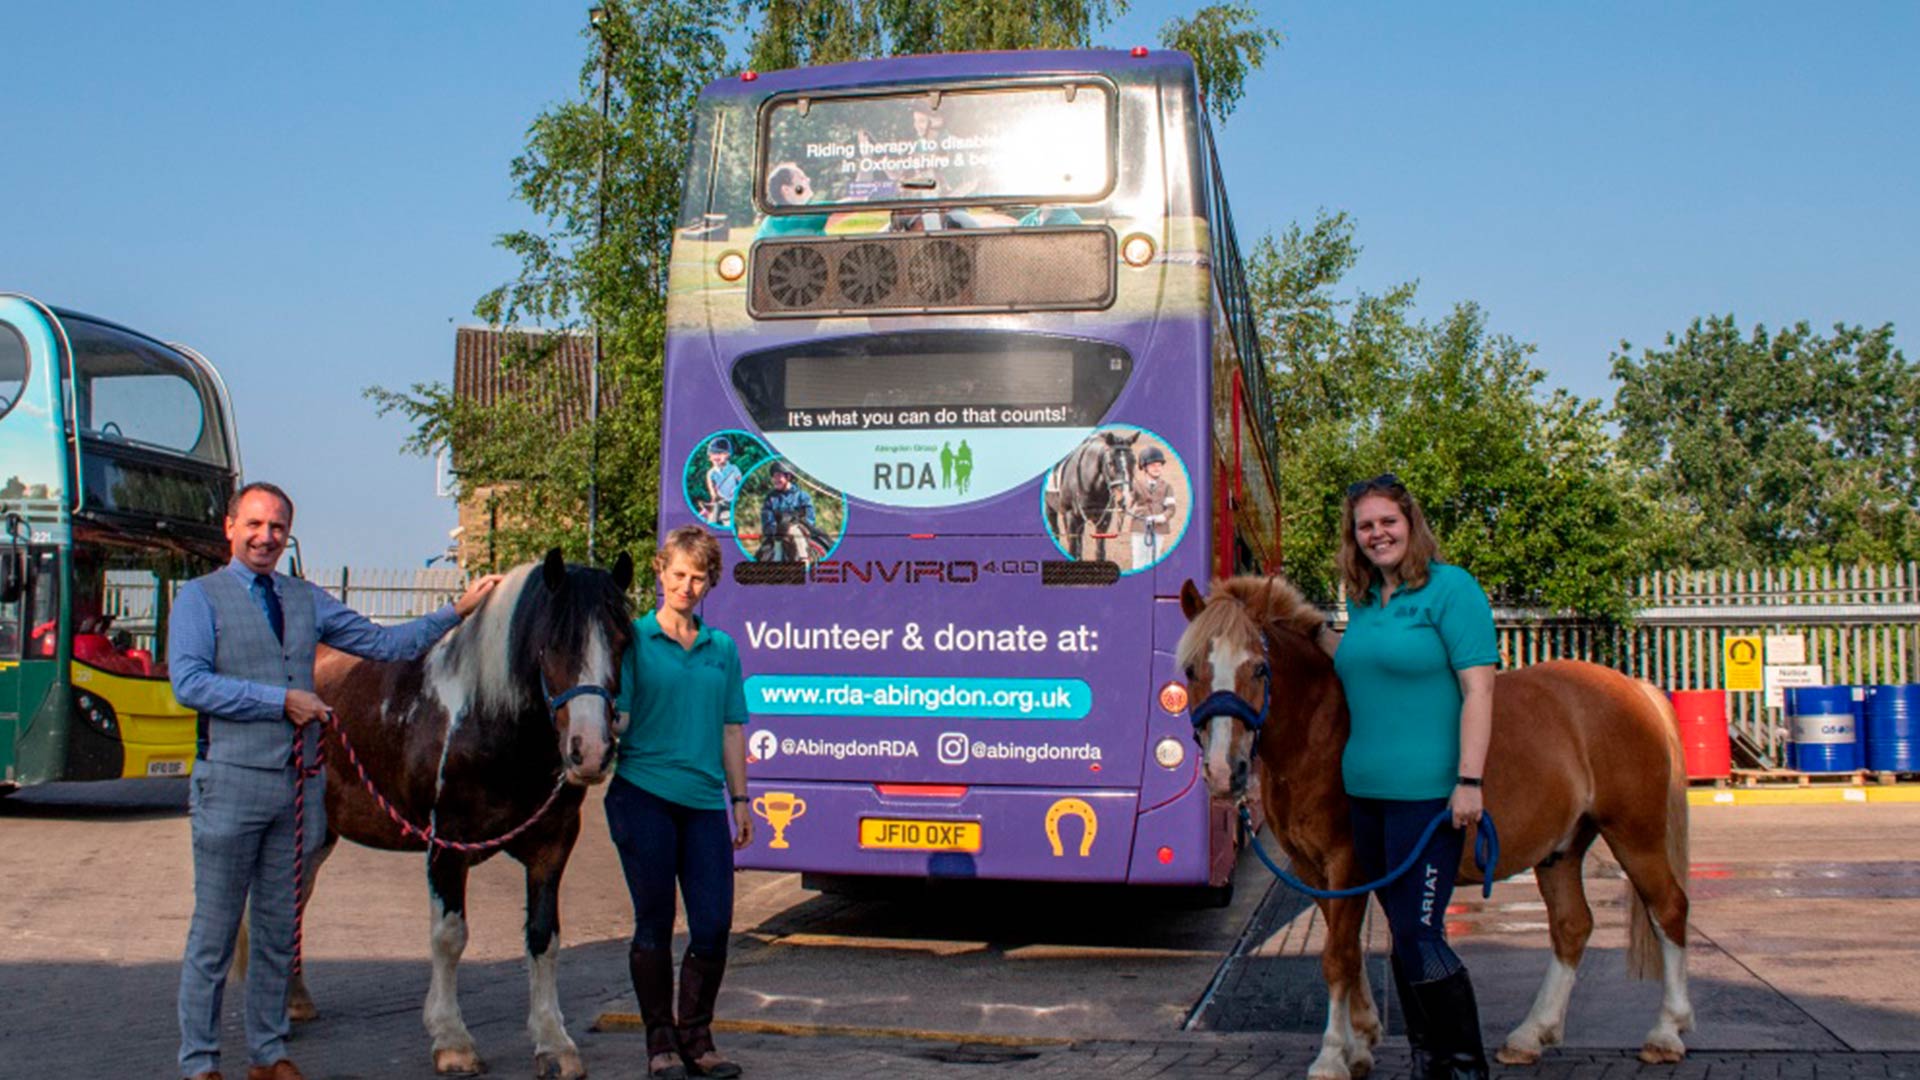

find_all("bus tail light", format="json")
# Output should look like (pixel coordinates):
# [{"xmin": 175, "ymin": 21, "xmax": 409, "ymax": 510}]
[
  {"xmin": 1122, "ymin": 233, "xmax": 1156, "ymax": 267},
  {"xmin": 1158, "ymin": 681, "xmax": 1188, "ymax": 714},
  {"xmin": 1157, "ymin": 846, "xmax": 1174, "ymax": 864},
  {"xmin": 717, "ymin": 251, "xmax": 747, "ymax": 281}
]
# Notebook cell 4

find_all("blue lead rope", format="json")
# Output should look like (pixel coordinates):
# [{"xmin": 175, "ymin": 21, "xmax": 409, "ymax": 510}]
[{"xmin": 1238, "ymin": 804, "xmax": 1501, "ymax": 901}]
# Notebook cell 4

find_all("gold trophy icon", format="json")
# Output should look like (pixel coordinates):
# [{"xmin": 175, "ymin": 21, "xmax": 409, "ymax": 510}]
[{"xmin": 752, "ymin": 791, "xmax": 808, "ymax": 850}]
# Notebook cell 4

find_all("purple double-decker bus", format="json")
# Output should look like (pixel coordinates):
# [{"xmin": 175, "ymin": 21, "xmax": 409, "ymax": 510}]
[{"xmin": 661, "ymin": 48, "xmax": 1281, "ymax": 892}]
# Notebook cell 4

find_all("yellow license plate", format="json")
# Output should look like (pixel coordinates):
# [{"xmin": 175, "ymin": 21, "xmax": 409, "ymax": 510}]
[{"xmin": 858, "ymin": 817, "xmax": 982, "ymax": 852}]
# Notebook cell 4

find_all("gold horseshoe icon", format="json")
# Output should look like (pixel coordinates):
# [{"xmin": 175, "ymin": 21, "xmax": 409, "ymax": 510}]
[{"xmin": 1044, "ymin": 798, "xmax": 1097, "ymax": 857}]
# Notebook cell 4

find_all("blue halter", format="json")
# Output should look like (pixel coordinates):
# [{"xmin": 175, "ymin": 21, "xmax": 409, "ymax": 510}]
[
  {"xmin": 538, "ymin": 663, "xmax": 617, "ymax": 717},
  {"xmin": 1188, "ymin": 663, "xmax": 1272, "ymax": 750}
]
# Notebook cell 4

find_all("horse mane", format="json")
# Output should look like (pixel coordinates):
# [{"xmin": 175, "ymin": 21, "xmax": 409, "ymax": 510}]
[
  {"xmin": 421, "ymin": 560, "xmax": 632, "ymax": 721},
  {"xmin": 1177, "ymin": 574, "xmax": 1326, "ymax": 674}
]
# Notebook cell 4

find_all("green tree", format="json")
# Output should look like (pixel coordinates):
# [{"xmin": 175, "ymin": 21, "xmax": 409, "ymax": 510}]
[
  {"xmin": 1613, "ymin": 316, "xmax": 1920, "ymax": 567},
  {"xmin": 1159, "ymin": 3, "xmax": 1282, "ymax": 121},
  {"xmin": 1253, "ymin": 212, "xmax": 1653, "ymax": 617}
]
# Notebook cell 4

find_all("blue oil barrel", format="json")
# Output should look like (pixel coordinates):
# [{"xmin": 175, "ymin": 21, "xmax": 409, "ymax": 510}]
[
  {"xmin": 1864, "ymin": 685, "xmax": 1919, "ymax": 773},
  {"xmin": 1784, "ymin": 685, "xmax": 1863, "ymax": 772}
]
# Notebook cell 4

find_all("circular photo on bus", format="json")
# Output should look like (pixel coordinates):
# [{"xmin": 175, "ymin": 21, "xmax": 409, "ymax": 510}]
[
  {"xmin": 731, "ymin": 457, "xmax": 848, "ymax": 565},
  {"xmin": 683, "ymin": 430, "xmax": 772, "ymax": 532},
  {"xmin": 1041, "ymin": 425, "xmax": 1191, "ymax": 575}
]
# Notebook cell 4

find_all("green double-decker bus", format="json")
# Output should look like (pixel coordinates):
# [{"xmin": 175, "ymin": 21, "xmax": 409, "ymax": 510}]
[{"xmin": 0, "ymin": 295, "xmax": 239, "ymax": 792}]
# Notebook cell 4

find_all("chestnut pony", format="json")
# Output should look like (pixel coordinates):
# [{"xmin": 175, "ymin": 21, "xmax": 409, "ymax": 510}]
[
  {"xmin": 282, "ymin": 550, "xmax": 634, "ymax": 1079},
  {"xmin": 1178, "ymin": 576, "xmax": 1693, "ymax": 1079}
]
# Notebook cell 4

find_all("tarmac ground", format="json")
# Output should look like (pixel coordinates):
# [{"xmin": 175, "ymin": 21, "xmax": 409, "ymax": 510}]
[{"xmin": 3, "ymin": 779, "xmax": 1917, "ymax": 1079}]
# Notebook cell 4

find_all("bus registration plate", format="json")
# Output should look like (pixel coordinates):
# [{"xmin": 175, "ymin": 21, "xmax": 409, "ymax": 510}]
[
  {"xmin": 147, "ymin": 758, "xmax": 189, "ymax": 777},
  {"xmin": 858, "ymin": 818, "xmax": 981, "ymax": 852}
]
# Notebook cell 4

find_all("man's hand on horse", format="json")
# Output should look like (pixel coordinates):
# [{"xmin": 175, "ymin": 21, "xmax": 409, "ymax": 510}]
[
  {"xmin": 454, "ymin": 574, "xmax": 507, "ymax": 618},
  {"xmin": 1450, "ymin": 783, "xmax": 1484, "ymax": 829},
  {"xmin": 285, "ymin": 689, "xmax": 332, "ymax": 727}
]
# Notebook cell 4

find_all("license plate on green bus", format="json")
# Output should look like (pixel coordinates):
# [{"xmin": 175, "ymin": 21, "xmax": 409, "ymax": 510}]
[{"xmin": 858, "ymin": 818, "xmax": 981, "ymax": 852}]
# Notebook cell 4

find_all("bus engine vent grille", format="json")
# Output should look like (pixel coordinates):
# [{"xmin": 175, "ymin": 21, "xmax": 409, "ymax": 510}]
[
  {"xmin": 1041, "ymin": 560, "xmax": 1121, "ymax": 587},
  {"xmin": 749, "ymin": 226, "xmax": 1115, "ymax": 318}
]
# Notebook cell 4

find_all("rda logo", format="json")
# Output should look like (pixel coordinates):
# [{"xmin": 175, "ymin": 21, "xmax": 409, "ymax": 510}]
[
  {"xmin": 747, "ymin": 729, "xmax": 778, "ymax": 762},
  {"xmin": 936, "ymin": 731, "xmax": 971, "ymax": 765}
]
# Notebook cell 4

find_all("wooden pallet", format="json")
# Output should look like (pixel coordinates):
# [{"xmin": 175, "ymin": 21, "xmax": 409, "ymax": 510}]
[{"xmin": 1726, "ymin": 767, "xmax": 1915, "ymax": 788}]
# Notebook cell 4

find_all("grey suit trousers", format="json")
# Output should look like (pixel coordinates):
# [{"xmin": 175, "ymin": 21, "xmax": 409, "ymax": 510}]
[{"xmin": 176, "ymin": 759, "xmax": 327, "ymax": 1075}]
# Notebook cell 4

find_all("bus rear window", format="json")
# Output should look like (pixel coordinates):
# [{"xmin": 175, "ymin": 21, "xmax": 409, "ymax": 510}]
[{"xmin": 760, "ymin": 82, "xmax": 1112, "ymax": 212}]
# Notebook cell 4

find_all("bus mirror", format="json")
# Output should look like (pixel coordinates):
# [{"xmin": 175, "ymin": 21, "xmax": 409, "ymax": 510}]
[{"xmin": 0, "ymin": 550, "xmax": 23, "ymax": 604}]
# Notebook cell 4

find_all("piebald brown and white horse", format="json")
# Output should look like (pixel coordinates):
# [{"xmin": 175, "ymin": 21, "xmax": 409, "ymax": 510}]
[
  {"xmin": 289, "ymin": 550, "xmax": 634, "ymax": 1079},
  {"xmin": 1178, "ymin": 575, "xmax": 1693, "ymax": 1079}
]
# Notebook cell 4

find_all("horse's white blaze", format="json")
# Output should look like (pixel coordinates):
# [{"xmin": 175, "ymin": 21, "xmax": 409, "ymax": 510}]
[
  {"xmin": 1202, "ymin": 637, "xmax": 1255, "ymax": 794},
  {"xmin": 1205, "ymin": 715, "xmax": 1236, "ymax": 796},
  {"xmin": 1643, "ymin": 924, "xmax": 1693, "ymax": 1055},
  {"xmin": 1505, "ymin": 955, "xmax": 1578, "ymax": 1054},
  {"xmin": 526, "ymin": 942, "xmax": 575, "ymax": 1058},
  {"xmin": 424, "ymin": 897, "xmax": 473, "ymax": 1052},
  {"xmin": 564, "ymin": 622, "xmax": 617, "ymax": 778},
  {"xmin": 1309, "ymin": 987, "xmax": 1356, "ymax": 1080}
]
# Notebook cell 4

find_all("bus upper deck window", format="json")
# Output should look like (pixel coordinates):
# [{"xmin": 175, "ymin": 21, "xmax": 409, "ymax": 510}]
[{"xmin": 0, "ymin": 324, "xmax": 27, "ymax": 422}]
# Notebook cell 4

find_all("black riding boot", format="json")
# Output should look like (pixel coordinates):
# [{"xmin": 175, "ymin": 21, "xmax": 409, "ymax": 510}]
[
  {"xmin": 1392, "ymin": 960, "xmax": 1435, "ymax": 1079},
  {"xmin": 628, "ymin": 944, "xmax": 686, "ymax": 1079},
  {"xmin": 676, "ymin": 949, "xmax": 742, "ymax": 1078},
  {"xmin": 1407, "ymin": 967, "xmax": 1490, "ymax": 1080}
]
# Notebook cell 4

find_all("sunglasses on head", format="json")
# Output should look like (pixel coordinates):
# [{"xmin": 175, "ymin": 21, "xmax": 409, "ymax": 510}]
[{"xmin": 1346, "ymin": 473, "xmax": 1403, "ymax": 498}]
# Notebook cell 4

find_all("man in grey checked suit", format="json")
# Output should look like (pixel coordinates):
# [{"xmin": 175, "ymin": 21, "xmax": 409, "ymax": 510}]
[{"xmin": 171, "ymin": 482, "xmax": 501, "ymax": 1080}]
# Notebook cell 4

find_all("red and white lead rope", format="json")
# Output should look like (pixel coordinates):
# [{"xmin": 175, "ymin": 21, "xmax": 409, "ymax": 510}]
[{"xmin": 289, "ymin": 712, "xmax": 569, "ymax": 975}]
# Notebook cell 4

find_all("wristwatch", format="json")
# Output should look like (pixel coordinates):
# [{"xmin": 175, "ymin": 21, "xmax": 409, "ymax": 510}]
[
  {"xmin": 730, "ymin": 794, "xmax": 749, "ymax": 804},
  {"xmin": 1456, "ymin": 775, "xmax": 1483, "ymax": 788}
]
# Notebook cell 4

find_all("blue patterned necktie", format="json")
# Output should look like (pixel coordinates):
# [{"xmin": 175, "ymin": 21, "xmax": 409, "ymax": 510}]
[{"xmin": 253, "ymin": 573, "xmax": 285, "ymax": 643}]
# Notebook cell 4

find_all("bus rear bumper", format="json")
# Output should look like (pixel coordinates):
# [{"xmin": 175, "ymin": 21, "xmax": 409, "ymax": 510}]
[{"xmin": 735, "ymin": 780, "xmax": 1214, "ymax": 884}]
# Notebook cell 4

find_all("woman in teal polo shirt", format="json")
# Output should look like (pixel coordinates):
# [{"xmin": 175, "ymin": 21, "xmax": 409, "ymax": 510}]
[
  {"xmin": 607, "ymin": 526, "xmax": 752, "ymax": 1079},
  {"xmin": 1318, "ymin": 474, "xmax": 1497, "ymax": 1080}
]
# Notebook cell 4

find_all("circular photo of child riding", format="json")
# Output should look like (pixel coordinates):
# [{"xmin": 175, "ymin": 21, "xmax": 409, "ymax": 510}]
[
  {"xmin": 731, "ymin": 457, "xmax": 848, "ymax": 565},
  {"xmin": 682, "ymin": 431, "xmax": 772, "ymax": 533},
  {"xmin": 1041, "ymin": 425, "xmax": 1191, "ymax": 575}
]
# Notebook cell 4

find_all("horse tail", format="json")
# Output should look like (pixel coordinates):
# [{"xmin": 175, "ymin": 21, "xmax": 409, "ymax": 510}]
[{"xmin": 1627, "ymin": 678, "xmax": 1689, "ymax": 981}]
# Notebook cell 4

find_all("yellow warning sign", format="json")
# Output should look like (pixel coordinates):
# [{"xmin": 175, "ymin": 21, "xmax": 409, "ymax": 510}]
[{"xmin": 1724, "ymin": 635, "xmax": 1763, "ymax": 692}]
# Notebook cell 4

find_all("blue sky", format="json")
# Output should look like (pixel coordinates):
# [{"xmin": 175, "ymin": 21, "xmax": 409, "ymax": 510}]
[{"xmin": 3, "ymin": 2, "xmax": 1914, "ymax": 568}]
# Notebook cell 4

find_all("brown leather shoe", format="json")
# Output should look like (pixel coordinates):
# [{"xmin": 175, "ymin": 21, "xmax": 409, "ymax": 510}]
[
  {"xmin": 184, "ymin": 1072, "xmax": 224, "ymax": 1080},
  {"xmin": 246, "ymin": 1061, "xmax": 306, "ymax": 1080}
]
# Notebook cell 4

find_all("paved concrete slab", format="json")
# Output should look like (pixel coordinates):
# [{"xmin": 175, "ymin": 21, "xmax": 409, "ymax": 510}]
[{"xmin": 4, "ymin": 780, "xmax": 1918, "ymax": 1079}]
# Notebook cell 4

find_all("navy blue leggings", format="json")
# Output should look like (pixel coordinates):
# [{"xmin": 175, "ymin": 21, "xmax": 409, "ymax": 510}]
[
  {"xmin": 1349, "ymin": 795, "xmax": 1466, "ymax": 982},
  {"xmin": 605, "ymin": 777, "xmax": 735, "ymax": 958}
]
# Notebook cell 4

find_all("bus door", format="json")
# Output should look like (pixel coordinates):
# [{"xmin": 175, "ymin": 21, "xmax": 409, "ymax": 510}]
[{"xmin": 0, "ymin": 540, "xmax": 24, "ymax": 781}]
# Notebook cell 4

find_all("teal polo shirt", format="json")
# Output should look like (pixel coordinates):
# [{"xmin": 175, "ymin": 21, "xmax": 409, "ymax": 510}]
[
  {"xmin": 1333, "ymin": 562, "xmax": 1500, "ymax": 800},
  {"xmin": 614, "ymin": 612, "xmax": 749, "ymax": 810}
]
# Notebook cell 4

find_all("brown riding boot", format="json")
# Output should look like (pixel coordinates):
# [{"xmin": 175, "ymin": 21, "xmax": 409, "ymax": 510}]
[
  {"xmin": 245, "ymin": 1061, "xmax": 306, "ymax": 1080},
  {"xmin": 629, "ymin": 944, "xmax": 687, "ymax": 1079},
  {"xmin": 676, "ymin": 948, "xmax": 741, "ymax": 1078}
]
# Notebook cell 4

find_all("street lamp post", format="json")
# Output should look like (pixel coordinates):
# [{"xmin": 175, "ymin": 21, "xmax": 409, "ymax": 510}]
[{"xmin": 586, "ymin": 5, "xmax": 612, "ymax": 564}]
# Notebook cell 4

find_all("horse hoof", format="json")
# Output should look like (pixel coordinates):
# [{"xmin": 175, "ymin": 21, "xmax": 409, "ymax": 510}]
[
  {"xmin": 435, "ymin": 1046, "xmax": 487, "ymax": 1075},
  {"xmin": 534, "ymin": 1050, "xmax": 587, "ymax": 1080},
  {"xmin": 1347, "ymin": 1052, "xmax": 1374, "ymax": 1077},
  {"xmin": 1496, "ymin": 1045, "xmax": 1542, "ymax": 1066},
  {"xmin": 287, "ymin": 995, "xmax": 318, "ymax": 1023},
  {"xmin": 1638, "ymin": 1041, "xmax": 1686, "ymax": 1065}
]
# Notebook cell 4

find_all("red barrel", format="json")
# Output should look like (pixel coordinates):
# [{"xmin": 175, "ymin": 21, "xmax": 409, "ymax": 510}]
[{"xmin": 1670, "ymin": 689, "xmax": 1731, "ymax": 780}]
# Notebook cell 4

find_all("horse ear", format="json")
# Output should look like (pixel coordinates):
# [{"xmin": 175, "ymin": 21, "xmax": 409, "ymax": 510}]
[
  {"xmin": 542, "ymin": 548, "xmax": 567, "ymax": 592},
  {"xmin": 1180, "ymin": 579, "xmax": 1206, "ymax": 621},
  {"xmin": 612, "ymin": 551, "xmax": 634, "ymax": 592}
]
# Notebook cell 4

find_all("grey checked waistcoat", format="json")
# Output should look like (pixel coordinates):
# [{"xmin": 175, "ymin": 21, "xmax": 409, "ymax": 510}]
[{"xmin": 195, "ymin": 569, "xmax": 320, "ymax": 770}]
